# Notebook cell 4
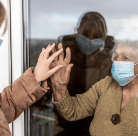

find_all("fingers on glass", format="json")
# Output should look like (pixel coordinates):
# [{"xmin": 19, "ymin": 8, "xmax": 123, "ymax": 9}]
[
  {"xmin": 48, "ymin": 47, "xmax": 63, "ymax": 63},
  {"xmin": 48, "ymin": 65, "xmax": 63, "ymax": 76},
  {"xmin": 38, "ymin": 48, "xmax": 46, "ymax": 60},
  {"xmin": 58, "ymin": 43, "xmax": 64, "ymax": 61},
  {"xmin": 64, "ymin": 66, "xmax": 71, "ymax": 83},
  {"xmin": 64, "ymin": 47, "xmax": 71, "ymax": 64},
  {"xmin": 43, "ymin": 43, "xmax": 55, "ymax": 59},
  {"xmin": 52, "ymin": 44, "xmax": 58, "ymax": 60}
]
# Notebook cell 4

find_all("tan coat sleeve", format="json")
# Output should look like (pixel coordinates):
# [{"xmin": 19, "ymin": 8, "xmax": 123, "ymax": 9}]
[
  {"xmin": 53, "ymin": 76, "xmax": 110, "ymax": 121},
  {"xmin": 0, "ymin": 67, "xmax": 49, "ymax": 124},
  {"xmin": 0, "ymin": 108, "xmax": 11, "ymax": 136}
]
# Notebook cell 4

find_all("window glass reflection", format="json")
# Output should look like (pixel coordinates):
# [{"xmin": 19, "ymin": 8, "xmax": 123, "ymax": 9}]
[{"xmin": 29, "ymin": 0, "xmax": 138, "ymax": 136}]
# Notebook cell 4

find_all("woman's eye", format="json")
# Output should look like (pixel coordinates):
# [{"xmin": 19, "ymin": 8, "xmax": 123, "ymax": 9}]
[
  {"xmin": 124, "ymin": 56, "xmax": 128, "ymax": 60},
  {"xmin": 113, "ymin": 56, "xmax": 118, "ymax": 60}
]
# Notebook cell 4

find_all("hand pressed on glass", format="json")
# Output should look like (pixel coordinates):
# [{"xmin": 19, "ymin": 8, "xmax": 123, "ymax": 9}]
[
  {"xmin": 34, "ymin": 43, "xmax": 64, "ymax": 83},
  {"xmin": 46, "ymin": 43, "xmax": 73, "ymax": 101}
]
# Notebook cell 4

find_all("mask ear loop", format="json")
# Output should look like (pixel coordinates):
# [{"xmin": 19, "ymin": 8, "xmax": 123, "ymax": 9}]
[
  {"xmin": 99, "ymin": 40, "xmax": 105, "ymax": 52},
  {"xmin": 127, "ymin": 63, "xmax": 138, "ymax": 86},
  {"xmin": 134, "ymin": 63, "xmax": 138, "ymax": 65},
  {"xmin": 134, "ymin": 63, "xmax": 138, "ymax": 77},
  {"xmin": 121, "ymin": 74, "xmax": 138, "ymax": 86},
  {"xmin": 92, "ymin": 41, "xmax": 105, "ymax": 57}
]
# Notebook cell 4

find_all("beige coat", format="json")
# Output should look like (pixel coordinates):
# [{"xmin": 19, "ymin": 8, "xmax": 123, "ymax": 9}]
[
  {"xmin": 0, "ymin": 67, "xmax": 49, "ymax": 136},
  {"xmin": 53, "ymin": 76, "xmax": 138, "ymax": 136}
]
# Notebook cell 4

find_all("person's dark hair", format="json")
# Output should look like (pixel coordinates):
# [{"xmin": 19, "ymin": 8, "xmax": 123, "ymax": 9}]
[
  {"xmin": 0, "ymin": 2, "xmax": 8, "ymax": 35},
  {"xmin": 104, "ymin": 35, "xmax": 116, "ymax": 55},
  {"xmin": 77, "ymin": 11, "xmax": 107, "ymax": 40}
]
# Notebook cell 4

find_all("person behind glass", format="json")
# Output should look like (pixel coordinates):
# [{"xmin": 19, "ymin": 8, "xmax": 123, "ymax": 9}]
[
  {"xmin": 54, "ymin": 12, "xmax": 115, "ymax": 136},
  {"xmin": 50, "ymin": 33, "xmax": 138, "ymax": 135},
  {"xmin": 0, "ymin": 2, "xmax": 66, "ymax": 136}
]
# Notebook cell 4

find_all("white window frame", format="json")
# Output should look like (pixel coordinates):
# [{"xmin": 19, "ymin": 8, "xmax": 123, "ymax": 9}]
[
  {"xmin": 10, "ymin": 0, "xmax": 25, "ymax": 136},
  {"xmin": 10, "ymin": 0, "xmax": 30, "ymax": 135},
  {"xmin": 22, "ymin": 0, "xmax": 30, "ymax": 136}
]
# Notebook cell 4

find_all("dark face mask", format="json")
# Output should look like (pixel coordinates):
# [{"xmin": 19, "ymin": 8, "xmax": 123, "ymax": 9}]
[
  {"xmin": 76, "ymin": 34, "xmax": 105, "ymax": 55},
  {"xmin": 0, "ymin": 39, "xmax": 3, "ymax": 46}
]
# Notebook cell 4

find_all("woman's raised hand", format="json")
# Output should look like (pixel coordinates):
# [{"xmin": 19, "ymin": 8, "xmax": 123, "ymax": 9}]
[
  {"xmin": 34, "ymin": 43, "xmax": 64, "ymax": 83},
  {"xmin": 50, "ymin": 43, "xmax": 73, "ymax": 101}
]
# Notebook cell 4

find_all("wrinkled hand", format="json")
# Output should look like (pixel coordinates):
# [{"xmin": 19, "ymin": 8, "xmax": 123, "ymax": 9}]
[
  {"xmin": 34, "ymin": 43, "xmax": 64, "ymax": 83},
  {"xmin": 50, "ymin": 43, "xmax": 73, "ymax": 101}
]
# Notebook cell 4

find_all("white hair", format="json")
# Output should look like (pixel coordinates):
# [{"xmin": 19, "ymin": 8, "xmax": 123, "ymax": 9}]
[{"xmin": 110, "ymin": 38, "xmax": 138, "ymax": 55}]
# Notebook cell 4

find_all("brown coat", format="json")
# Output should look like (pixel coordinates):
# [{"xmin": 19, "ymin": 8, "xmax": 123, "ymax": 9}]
[{"xmin": 0, "ymin": 67, "xmax": 49, "ymax": 136}]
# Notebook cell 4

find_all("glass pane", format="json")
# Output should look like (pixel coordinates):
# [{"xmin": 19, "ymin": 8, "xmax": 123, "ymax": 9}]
[{"xmin": 28, "ymin": 0, "xmax": 138, "ymax": 136}]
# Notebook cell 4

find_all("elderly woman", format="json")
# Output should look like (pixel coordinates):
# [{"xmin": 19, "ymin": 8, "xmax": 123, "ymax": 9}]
[{"xmin": 49, "ymin": 40, "xmax": 138, "ymax": 136}]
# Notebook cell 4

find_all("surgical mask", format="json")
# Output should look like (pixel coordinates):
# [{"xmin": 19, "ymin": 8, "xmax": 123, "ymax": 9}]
[
  {"xmin": 0, "ymin": 39, "xmax": 3, "ymax": 46},
  {"xmin": 76, "ymin": 34, "xmax": 105, "ymax": 55},
  {"xmin": 111, "ymin": 61, "xmax": 138, "ymax": 86}
]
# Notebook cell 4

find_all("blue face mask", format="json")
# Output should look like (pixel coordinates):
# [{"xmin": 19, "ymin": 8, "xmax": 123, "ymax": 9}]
[
  {"xmin": 111, "ymin": 61, "xmax": 138, "ymax": 86},
  {"xmin": 0, "ymin": 39, "xmax": 3, "ymax": 46},
  {"xmin": 76, "ymin": 34, "xmax": 105, "ymax": 55}
]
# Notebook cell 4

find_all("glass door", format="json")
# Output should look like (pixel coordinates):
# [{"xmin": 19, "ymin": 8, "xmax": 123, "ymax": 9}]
[{"xmin": 24, "ymin": 0, "xmax": 138, "ymax": 136}]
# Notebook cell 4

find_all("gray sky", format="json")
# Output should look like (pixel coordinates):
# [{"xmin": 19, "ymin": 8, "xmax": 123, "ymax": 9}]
[{"xmin": 30, "ymin": 0, "xmax": 138, "ymax": 39}]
